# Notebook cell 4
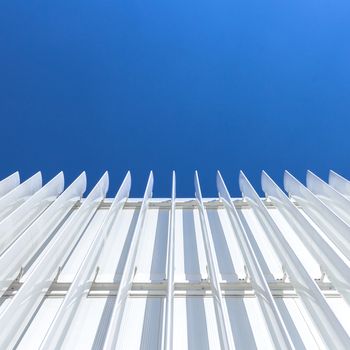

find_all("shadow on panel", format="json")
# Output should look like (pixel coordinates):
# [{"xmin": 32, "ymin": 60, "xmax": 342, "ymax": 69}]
[
  {"xmin": 186, "ymin": 297, "xmax": 210, "ymax": 350},
  {"xmin": 207, "ymin": 209, "xmax": 237, "ymax": 281},
  {"xmin": 183, "ymin": 210, "xmax": 201, "ymax": 282},
  {"xmin": 140, "ymin": 297, "xmax": 163, "ymax": 350},
  {"xmin": 226, "ymin": 297, "xmax": 257, "ymax": 350},
  {"xmin": 150, "ymin": 209, "xmax": 169, "ymax": 281}
]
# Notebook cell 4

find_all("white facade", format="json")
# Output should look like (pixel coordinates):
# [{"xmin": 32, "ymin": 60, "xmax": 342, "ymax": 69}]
[{"xmin": 0, "ymin": 170, "xmax": 349, "ymax": 349}]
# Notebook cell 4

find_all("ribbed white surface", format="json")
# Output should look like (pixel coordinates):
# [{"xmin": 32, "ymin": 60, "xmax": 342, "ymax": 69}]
[{"xmin": 0, "ymin": 170, "xmax": 349, "ymax": 349}]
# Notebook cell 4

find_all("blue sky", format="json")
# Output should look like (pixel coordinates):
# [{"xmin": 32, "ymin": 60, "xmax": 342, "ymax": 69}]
[{"xmin": 0, "ymin": 0, "xmax": 350, "ymax": 197}]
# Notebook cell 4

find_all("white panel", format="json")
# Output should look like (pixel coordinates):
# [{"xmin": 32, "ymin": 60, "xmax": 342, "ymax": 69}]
[
  {"xmin": 259, "ymin": 171, "xmax": 350, "ymax": 349},
  {"xmin": 238, "ymin": 208, "xmax": 283, "ymax": 280},
  {"xmin": 217, "ymin": 172, "xmax": 294, "ymax": 350},
  {"xmin": 194, "ymin": 171, "xmax": 235, "ymax": 350},
  {"xmin": 0, "ymin": 172, "xmax": 86, "ymax": 294},
  {"xmin": 103, "ymin": 172, "xmax": 153, "ymax": 349},
  {"xmin": 225, "ymin": 297, "xmax": 257, "ymax": 349},
  {"xmin": 275, "ymin": 171, "xmax": 350, "ymax": 304},
  {"xmin": 16, "ymin": 298, "xmax": 63, "ymax": 350},
  {"xmin": 174, "ymin": 208, "xmax": 207, "ymax": 282},
  {"xmin": 0, "ymin": 171, "xmax": 20, "ymax": 198},
  {"xmin": 57, "ymin": 208, "xmax": 109, "ymax": 282},
  {"xmin": 268, "ymin": 208, "xmax": 320, "ymax": 279},
  {"xmin": 203, "ymin": 297, "xmax": 222, "ymax": 349},
  {"xmin": 275, "ymin": 298, "xmax": 325, "ymax": 350},
  {"xmin": 0, "ymin": 172, "xmax": 108, "ymax": 349},
  {"xmin": 298, "ymin": 206, "xmax": 346, "ymax": 265},
  {"xmin": 96, "ymin": 208, "xmax": 140, "ymax": 282},
  {"xmin": 243, "ymin": 298, "xmax": 277, "ymax": 349},
  {"xmin": 134, "ymin": 208, "xmax": 169, "ymax": 282},
  {"xmin": 60, "ymin": 298, "xmax": 117, "ymax": 350},
  {"xmin": 114, "ymin": 297, "xmax": 163, "ymax": 350},
  {"xmin": 193, "ymin": 208, "xmax": 211, "ymax": 279},
  {"xmin": 326, "ymin": 298, "xmax": 350, "ymax": 336},
  {"xmin": 39, "ymin": 172, "xmax": 131, "ymax": 349},
  {"xmin": 329, "ymin": 170, "xmax": 350, "ymax": 199},
  {"xmin": 173, "ymin": 297, "xmax": 188, "ymax": 349},
  {"xmin": 0, "ymin": 172, "xmax": 64, "ymax": 254},
  {"xmin": 285, "ymin": 171, "xmax": 350, "ymax": 258},
  {"xmin": 173, "ymin": 297, "xmax": 221, "ymax": 350},
  {"xmin": 0, "ymin": 169, "xmax": 348, "ymax": 349},
  {"xmin": 307, "ymin": 171, "xmax": 350, "ymax": 226},
  {"xmin": 206, "ymin": 208, "xmax": 244, "ymax": 280},
  {"xmin": 0, "ymin": 172, "xmax": 41, "ymax": 223},
  {"xmin": 174, "ymin": 208, "xmax": 186, "ymax": 281}
]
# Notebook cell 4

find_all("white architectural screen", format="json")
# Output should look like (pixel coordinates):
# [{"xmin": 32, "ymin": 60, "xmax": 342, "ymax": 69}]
[{"xmin": 0, "ymin": 170, "xmax": 349, "ymax": 349}]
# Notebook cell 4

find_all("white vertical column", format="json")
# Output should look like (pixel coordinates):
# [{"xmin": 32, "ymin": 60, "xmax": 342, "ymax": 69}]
[
  {"xmin": 284, "ymin": 171, "xmax": 350, "ymax": 258},
  {"xmin": 216, "ymin": 171, "xmax": 294, "ymax": 350},
  {"xmin": 0, "ymin": 171, "xmax": 20, "ymax": 198},
  {"xmin": 0, "ymin": 172, "xmax": 108, "ymax": 350},
  {"xmin": 39, "ymin": 172, "xmax": 131, "ymax": 349},
  {"xmin": 0, "ymin": 172, "xmax": 86, "ymax": 296},
  {"xmin": 0, "ymin": 172, "xmax": 64, "ymax": 254},
  {"xmin": 243, "ymin": 171, "xmax": 350, "ymax": 350},
  {"xmin": 162, "ymin": 171, "xmax": 176, "ymax": 350},
  {"xmin": 194, "ymin": 171, "xmax": 235, "ymax": 350},
  {"xmin": 103, "ymin": 172, "xmax": 154, "ymax": 350}
]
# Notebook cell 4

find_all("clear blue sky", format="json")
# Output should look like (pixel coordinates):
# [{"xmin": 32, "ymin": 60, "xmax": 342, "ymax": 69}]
[{"xmin": 0, "ymin": 0, "xmax": 349, "ymax": 197}]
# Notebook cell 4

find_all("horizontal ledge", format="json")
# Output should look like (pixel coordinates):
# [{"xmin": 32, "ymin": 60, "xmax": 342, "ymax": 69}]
[
  {"xmin": 1, "ymin": 280, "xmax": 337, "ymax": 298},
  {"xmin": 71, "ymin": 198, "xmax": 300, "ymax": 210}
]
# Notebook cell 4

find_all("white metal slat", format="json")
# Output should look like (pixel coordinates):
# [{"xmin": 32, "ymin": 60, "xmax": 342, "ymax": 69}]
[
  {"xmin": 307, "ymin": 171, "xmax": 350, "ymax": 226},
  {"xmin": 0, "ymin": 172, "xmax": 109, "ymax": 349},
  {"xmin": 0, "ymin": 171, "xmax": 20, "ymax": 198},
  {"xmin": 103, "ymin": 172, "xmax": 154, "ymax": 350},
  {"xmin": 162, "ymin": 171, "xmax": 176, "ymax": 350},
  {"xmin": 194, "ymin": 171, "xmax": 235, "ymax": 350},
  {"xmin": 267, "ymin": 208, "xmax": 321, "ymax": 279},
  {"xmin": 237, "ymin": 207, "xmax": 283, "ymax": 280},
  {"xmin": 57, "ymin": 209, "xmax": 109, "ymax": 283},
  {"xmin": 16, "ymin": 298, "xmax": 63, "ymax": 350},
  {"xmin": 0, "ymin": 172, "xmax": 86, "ymax": 296},
  {"xmin": 274, "ymin": 298, "xmax": 326, "ymax": 350},
  {"xmin": 285, "ymin": 171, "xmax": 350, "ymax": 258},
  {"xmin": 0, "ymin": 172, "xmax": 64, "ymax": 255},
  {"xmin": 217, "ymin": 171, "xmax": 294, "ymax": 350},
  {"xmin": 278, "ymin": 171, "xmax": 350, "ymax": 303},
  {"xmin": 39, "ymin": 172, "xmax": 131, "ymax": 349},
  {"xmin": 95, "ymin": 207, "xmax": 139, "ymax": 283},
  {"xmin": 0, "ymin": 171, "xmax": 41, "ymax": 223},
  {"xmin": 329, "ymin": 170, "xmax": 350, "ymax": 199},
  {"xmin": 253, "ymin": 171, "xmax": 350, "ymax": 349},
  {"xmin": 55, "ymin": 297, "xmax": 110, "ymax": 350}
]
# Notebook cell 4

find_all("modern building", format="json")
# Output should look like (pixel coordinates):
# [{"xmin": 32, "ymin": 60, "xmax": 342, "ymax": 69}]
[{"xmin": 0, "ymin": 169, "xmax": 349, "ymax": 349}]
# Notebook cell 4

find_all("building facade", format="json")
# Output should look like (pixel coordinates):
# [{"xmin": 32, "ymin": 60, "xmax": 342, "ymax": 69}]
[{"xmin": 0, "ymin": 170, "xmax": 349, "ymax": 349}]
